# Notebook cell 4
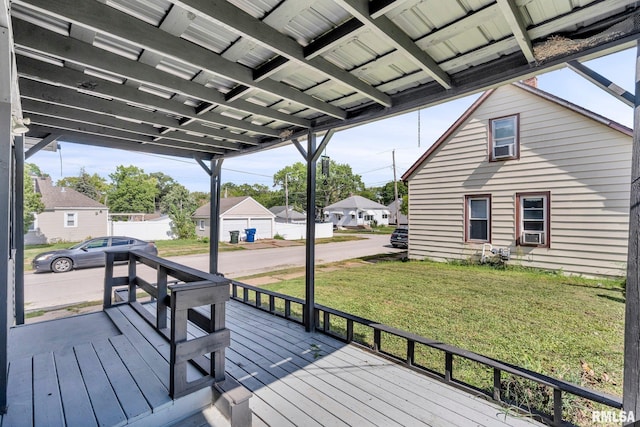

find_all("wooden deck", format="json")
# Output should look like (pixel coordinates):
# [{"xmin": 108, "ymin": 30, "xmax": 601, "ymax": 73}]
[
  {"xmin": 3, "ymin": 307, "xmax": 214, "ymax": 427},
  {"xmin": 2, "ymin": 300, "xmax": 544, "ymax": 427},
  {"xmin": 213, "ymin": 300, "xmax": 542, "ymax": 427}
]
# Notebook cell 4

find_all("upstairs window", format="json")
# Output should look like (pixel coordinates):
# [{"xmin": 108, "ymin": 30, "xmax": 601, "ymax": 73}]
[
  {"xmin": 489, "ymin": 115, "xmax": 519, "ymax": 161},
  {"xmin": 465, "ymin": 195, "xmax": 491, "ymax": 242},
  {"xmin": 517, "ymin": 192, "xmax": 550, "ymax": 247},
  {"xmin": 199, "ymin": 220, "xmax": 205, "ymax": 230}
]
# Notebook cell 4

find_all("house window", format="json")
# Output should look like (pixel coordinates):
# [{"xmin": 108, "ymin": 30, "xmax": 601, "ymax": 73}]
[
  {"xmin": 382, "ymin": 214, "xmax": 388, "ymax": 219},
  {"xmin": 364, "ymin": 215, "xmax": 374, "ymax": 221},
  {"xmin": 199, "ymin": 220, "xmax": 205, "ymax": 230},
  {"xmin": 358, "ymin": 212, "xmax": 363, "ymax": 219},
  {"xmin": 64, "ymin": 212, "xmax": 78, "ymax": 228},
  {"xmin": 28, "ymin": 214, "xmax": 37, "ymax": 232},
  {"xmin": 489, "ymin": 114, "xmax": 519, "ymax": 161},
  {"xmin": 465, "ymin": 195, "xmax": 491, "ymax": 242},
  {"xmin": 517, "ymin": 192, "xmax": 550, "ymax": 247}
]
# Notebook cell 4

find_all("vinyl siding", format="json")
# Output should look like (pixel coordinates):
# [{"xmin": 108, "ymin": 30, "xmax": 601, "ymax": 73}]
[
  {"xmin": 35, "ymin": 208, "xmax": 108, "ymax": 243},
  {"xmin": 407, "ymin": 84, "xmax": 631, "ymax": 277}
]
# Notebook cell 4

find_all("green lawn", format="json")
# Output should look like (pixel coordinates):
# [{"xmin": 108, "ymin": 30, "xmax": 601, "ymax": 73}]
[{"xmin": 261, "ymin": 259, "xmax": 625, "ymax": 422}]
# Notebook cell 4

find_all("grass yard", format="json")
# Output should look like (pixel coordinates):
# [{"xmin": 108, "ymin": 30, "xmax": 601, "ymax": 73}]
[{"xmin": 261, "ymin": 259, "xmax": 625, "ymax": 423}]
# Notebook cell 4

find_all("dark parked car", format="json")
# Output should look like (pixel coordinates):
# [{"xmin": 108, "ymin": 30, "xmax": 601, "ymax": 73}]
[
  {"xmin": 390, "ymin": 227, "xmax": 408, "ymax": 248},
  {"xmin": 32, "ymin": 236, "xmax": 158, "ymax": 273}
]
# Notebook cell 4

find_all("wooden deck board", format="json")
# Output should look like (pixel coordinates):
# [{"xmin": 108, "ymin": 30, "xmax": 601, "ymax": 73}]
[
  {"xmin": 225, "ymin": 300, "xmax": 542, "ymax": 427},
  {"xmin": 54, "ymin": 347, "xmax": 98, "ymax": 427},
  {"xmin": 74, "ymin": 342, "xmax": 128, "ymax": 427},
  {"xmin": 105, "ymin": 306, "xmax": 172, "ymax": 389},
  {"xmin": 3, "ymin": 357, "xmax": 33, "ymax": 427},
  {"xmin": 108, "ymin": 335, "xmax": 172, "ymax": 411},
  {"xmin": 92, "ymin": 338, "xmax": 152, "ymax": 422},
  {"xmin": 32, "ymin": 352, "xmax": 65, "ymax": 427}
]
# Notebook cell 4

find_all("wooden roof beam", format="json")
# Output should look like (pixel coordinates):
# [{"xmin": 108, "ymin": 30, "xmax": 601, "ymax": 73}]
[
  {"xmin": 172, "ymin": 0, "xmax": 391, "ymax": 107},
  {"xmin": 12, "ymin": 19, "xmax": 310, "ymax": 128},
  {"xmin": 14, "ymin": 0, "xmax": 347, "ymax": 119},
  {"xmin": 336, "ymin": 0, "xmax": 452, "ymax": 89},
  {"xmin": 496, "ymin": 0, "xmax": 535, "ymax": 63}
]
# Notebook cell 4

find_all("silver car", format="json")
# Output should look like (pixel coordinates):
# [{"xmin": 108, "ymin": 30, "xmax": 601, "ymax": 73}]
[{"xmin": 31, "ymin": 236, "xmax": 158, "ymax": 273}]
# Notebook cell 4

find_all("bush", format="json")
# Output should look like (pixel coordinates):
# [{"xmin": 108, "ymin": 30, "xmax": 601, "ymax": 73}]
[{"xmin": 274, "ymin": 233, "xmax": 285, "ymax": 240}]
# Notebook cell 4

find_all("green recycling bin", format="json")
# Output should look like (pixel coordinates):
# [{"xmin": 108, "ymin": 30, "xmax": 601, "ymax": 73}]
[{"xmin": 229, "ymin": 230, "xmax": 240, "ymax": 244}]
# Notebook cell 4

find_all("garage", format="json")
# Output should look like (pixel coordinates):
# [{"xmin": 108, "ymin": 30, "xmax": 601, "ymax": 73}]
[{"xmin": 193, "ymin": 196, "xmax": 276, "ymax": 242}]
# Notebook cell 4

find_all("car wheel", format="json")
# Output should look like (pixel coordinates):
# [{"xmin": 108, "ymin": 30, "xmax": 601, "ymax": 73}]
[{"xmin": 51, "ymin": 257, "xmax": 73, "ymax": 273}]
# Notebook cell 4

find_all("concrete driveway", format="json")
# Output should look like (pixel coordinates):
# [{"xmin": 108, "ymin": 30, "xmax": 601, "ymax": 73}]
[{"xmin": 25, "ymin": 234, "xmax": 404, "ymax": 312}]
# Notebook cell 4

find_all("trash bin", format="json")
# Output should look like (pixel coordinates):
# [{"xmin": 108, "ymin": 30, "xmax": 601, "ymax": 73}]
[
  {"xmin": 245, "ymin": 228, "xmax": 257, "ymax": 243},
  {"xmin": 229, "ymin": 230, "xmax": 240, "ymax": 244}
]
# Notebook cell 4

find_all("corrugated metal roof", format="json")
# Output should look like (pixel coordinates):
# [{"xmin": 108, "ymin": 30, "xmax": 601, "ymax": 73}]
[{"xmin": 7, "ymin": 0, "xmax": 639, "ymax": 160}]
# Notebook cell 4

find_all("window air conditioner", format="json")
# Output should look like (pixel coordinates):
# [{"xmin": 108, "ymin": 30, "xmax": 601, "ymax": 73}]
[
  {"xmin": 494, "ymin": 144, "xmax": 514, "ymax": 159},
  {"xmin": 521, "ymin": 231, "xmax": 544, "ymax": 245}
]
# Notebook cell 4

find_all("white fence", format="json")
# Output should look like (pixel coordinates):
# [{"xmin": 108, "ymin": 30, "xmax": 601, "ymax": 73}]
[
  {"xmin": 108, "ymin": 218, "xmax": 176, "ymax": 240},
  {"xmin": 273, "ymin": 222, "xmax": 333, "ymax": 240}
]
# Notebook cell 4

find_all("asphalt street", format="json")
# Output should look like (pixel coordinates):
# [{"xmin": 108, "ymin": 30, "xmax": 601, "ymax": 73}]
[{"xmin": 24, "ymin": 234, "xmax": 403, "ymax": 312}]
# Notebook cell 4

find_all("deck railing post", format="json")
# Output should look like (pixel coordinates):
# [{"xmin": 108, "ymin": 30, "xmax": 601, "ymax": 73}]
[
  {"xmin": 407, "ymin": 340, "xmax": 415, "ymax": 366},
  {"xmin": 128, "ymin": 252, "xmax": 137, "ymax": 303},
  {"xmin": 103, "ymin": 252, "xmax": 115, "ymax": 308},
  {"xmin": 445, "ymin": 353, "xmax": 453, "ymax": 383},
  {"xmin": 374, "ymin": 329, "xmax": 381, "ymax": 352},
  {"xmin": 493, "ymin": 368, "xmax": 501, "ymax": 401},
  {"xmin": 553, "ymin": 389, "xmax": 563, "ymax": 425},
  {"xmin": 157, "ymin": 266, "xmax": 168, "ymax": 330}
]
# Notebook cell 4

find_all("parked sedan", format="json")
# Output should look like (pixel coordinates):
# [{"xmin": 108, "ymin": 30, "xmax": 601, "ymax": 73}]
[
  {"xmin": 390, "ymin": 227, "xmax": 408, "ymax": 248},
  {"xmin": 32, "ymin": 236, "xmax": 158, "ymax": 273}
]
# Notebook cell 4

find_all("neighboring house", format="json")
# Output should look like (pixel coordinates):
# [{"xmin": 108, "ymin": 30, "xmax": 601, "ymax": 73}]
[
  {"xmin": 402, "ymin": 79, "xmax": 632, "ymax": 277},
  {"xmin": 25, "ymin": 176, "xmax": 108, "ymax": 244},
  {"xmin": 324, "ymin": 195, "xmax": 390, "ymax": 227},
  {"xmin": 194, "ymin": 196, "xmax": 275, "ymax": 241},
  {"xmin": 269, "ymin": 205, "xmax": 306, "ymax": 223},
  {"xmin": 387, "ymin": 199, "xmax": 408, "ymax": 226}
]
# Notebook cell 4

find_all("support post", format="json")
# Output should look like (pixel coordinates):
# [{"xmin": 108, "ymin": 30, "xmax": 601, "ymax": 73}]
[
  {"xmin": 623, "ymin": 41, "xmax": 640, "ymax": 419},
  {"xmin": 304, "ymin": 130, "xmax": 316, "ymax": 332},
  {"xmin": 0, "ymin": 25, "xmax": 12, "ymax": 413},
  {"xmin": 14, "ymin": 135, "xmax": 24, "ymax": 325},
  {"xmin": 209, "ymin": 159, "xmax": 223, "ymax": 274}
]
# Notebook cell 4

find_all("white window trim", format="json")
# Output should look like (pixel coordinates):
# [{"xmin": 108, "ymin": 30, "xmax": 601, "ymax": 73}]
[
  {"xmin": 64, "ymin": 212, "xmax": 78, "ymax": 228},
  {"xmin": 490, "ymin": 114, "xmax": 519, "ymax": 161},
  {"xmin": 199, "ymin": 219, "xmax": 205, "ymax": 231},
  {"xmin": 517, "ymin": 192, "xmax": 550, "ymax": 247},
  {"xmin": 465, "ymin": 195, "xmax": 491, "ymax": 243}
]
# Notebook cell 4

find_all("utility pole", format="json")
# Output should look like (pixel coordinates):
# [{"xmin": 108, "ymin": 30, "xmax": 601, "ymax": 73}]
[
  {"xmin": 285, "ymin": 173, "xmax": 289, "ymax": 223},
  {"xmin": 392, "ymin": 150, "xmax": 399, "ymax": 225}
]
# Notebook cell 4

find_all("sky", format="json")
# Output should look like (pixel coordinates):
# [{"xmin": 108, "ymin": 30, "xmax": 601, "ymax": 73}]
[{"xmin": 29, "ymin": 48, "xmax": 635, "ymax": 193}]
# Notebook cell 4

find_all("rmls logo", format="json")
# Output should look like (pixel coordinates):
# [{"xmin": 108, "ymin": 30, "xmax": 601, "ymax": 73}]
[{"xmin": 592, "ymin": 410, "xmax": 635, "ymax": 423}]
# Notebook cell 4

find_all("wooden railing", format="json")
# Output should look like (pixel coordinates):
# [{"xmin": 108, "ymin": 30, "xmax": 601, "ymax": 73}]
[
  {"xmin": 230, "ymin": 280, "xmax": 622, "ymax": 426},
  {"xmin": 104, "ymin": 250, "xmax": 230, "ymax": 398}
]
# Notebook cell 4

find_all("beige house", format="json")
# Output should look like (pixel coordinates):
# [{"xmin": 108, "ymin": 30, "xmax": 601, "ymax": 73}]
[
  {"xmin": 193, "ymin": 196, "xmax": 275, "ymax": 241},
  {"xmin": 26, "ymin": 176, "xmax": 108, "ymax": 244},
  {"xmin": 402, "ymin": 80, "xmax": 632, "ymax": 277}
]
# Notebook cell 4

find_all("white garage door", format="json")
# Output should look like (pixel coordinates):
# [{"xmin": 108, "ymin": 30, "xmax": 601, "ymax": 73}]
[
  {"xmin": 249, "ymin": 219, "xmax": 273, "ymax": 239},
  {"xmin": 221, "ymin": 219, "xmax": 248, "ymax": 241}
]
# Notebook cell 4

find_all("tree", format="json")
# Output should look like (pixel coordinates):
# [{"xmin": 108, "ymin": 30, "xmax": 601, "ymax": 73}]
[
  {"xmin": 57, "ymin": 167, "xmax": 109, "ymax": 203},
  {"xmin": 221, "ymin": 182, "xmax": 277, "ymax": 207},
  {"xmin": 401, "ymin": 194, "xmax": 408, "ymax": 216},
  {"xmin": 160, "ymin": 184, "xmax": 197, "ymax": 239},
  {"xmin": 378, "ymin": 180, "xmax": 408, "ymax": 206},
  {"xmin": 24, "ymin": 169, "xmax": 44, "ymax": 232},
  {"xmin": 107, "ymin": 165, "xmax": 158, "ymax": 213},
  {"xmin": 150, "ymin": 172, "xmax": 177, "ymax": 211},
  {"xmin": 273, "ymin": 161, "xmax": 366, "ymax": 212},
  {"xmin": 192, "ymin": 191, "xmax": 210, "ymax": 207}
]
